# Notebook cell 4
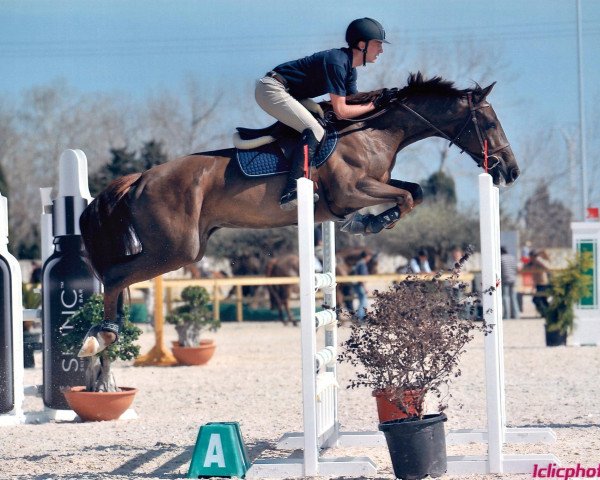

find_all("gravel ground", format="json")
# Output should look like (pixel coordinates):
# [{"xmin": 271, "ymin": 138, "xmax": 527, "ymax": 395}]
[{"xmin": 1, "ymin": 300, "xmax": 599, "ymax": 480}]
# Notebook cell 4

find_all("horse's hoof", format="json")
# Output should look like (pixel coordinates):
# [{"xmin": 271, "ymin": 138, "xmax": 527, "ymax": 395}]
[
  {"xmin": 77, "ymin": 328, "xmax": 116, "ymax": 357},
  {"xmin": 340, "ymin": 214, "xmax": 371, "ymax": 235}
]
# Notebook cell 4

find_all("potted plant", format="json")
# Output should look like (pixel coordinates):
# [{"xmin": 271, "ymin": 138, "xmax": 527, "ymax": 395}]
[
  {"xmin": 340, "ymin": 250, "xmax": 489, "ymax": 480},
  {"xmin": 541, "ymin": 252, "xmax": 593, "ymax": 346},
  {"xmin": 166, "ymin": 286, "xmax": 220, "ymax": 365},
  {"xmin": 59, "ymin": 294, "xmax": 142, "ymax": 421}
]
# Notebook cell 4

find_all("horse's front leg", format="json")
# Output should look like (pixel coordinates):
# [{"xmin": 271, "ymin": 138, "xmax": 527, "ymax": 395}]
[
  {"xmin": 340, "ymin": 178, "xmax": 423, "ymax": 235},
  {"xmin": 355, "ymin": 177, "xmax": 423, "ymax": 214}
]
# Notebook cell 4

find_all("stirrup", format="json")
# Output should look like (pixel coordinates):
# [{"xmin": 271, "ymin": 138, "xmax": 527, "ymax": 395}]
[{"xmin": 279, "ymin": 189, "xmax": 319, "ymax": 211}]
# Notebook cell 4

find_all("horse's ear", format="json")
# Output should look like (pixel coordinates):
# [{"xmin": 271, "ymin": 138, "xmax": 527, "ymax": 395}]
[{"xmin": 473, "ymin": 82, "xmax": 496, "ymax": 103}]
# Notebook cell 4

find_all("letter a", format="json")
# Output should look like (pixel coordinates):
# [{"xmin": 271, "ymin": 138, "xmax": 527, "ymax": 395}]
[{"xmin": 203, "ymin": 433, "xmax": 225, "ymax": 468}]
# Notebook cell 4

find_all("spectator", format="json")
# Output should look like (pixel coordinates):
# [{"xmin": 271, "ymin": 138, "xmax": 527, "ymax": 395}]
[
  {"xmin": 30, "ymin": 261, "xmax": 42, "ymax": 285},
  {"xmin": 446, "ymin": 246, "xmax": 464, "ymax": 271},
  {"xmin": 527, "ymin": 249, "xmax": 551, "ymax": 316},
  {"xmin": 409, "ymin": 249, "xmax": 431, "ymax": 273},
  {"xmin": 521, "ymin": 240, "xmax": 532, "ymax": 265},
  {"xmin": 500, "ymin": 246, "xmax": 520, "ymax": 319},
  {"xmin": 353, "ymin": 251, "xmax": 372, "ymax": 321}
]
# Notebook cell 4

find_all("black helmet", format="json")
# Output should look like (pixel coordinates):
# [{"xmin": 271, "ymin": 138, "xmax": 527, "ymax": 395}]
[{"xmin": 346, "ymin": 18, "xmax": 390, "ymax": 48}]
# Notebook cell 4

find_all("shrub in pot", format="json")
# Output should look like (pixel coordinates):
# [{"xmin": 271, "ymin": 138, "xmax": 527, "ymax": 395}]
[
  {"xmin": 59, "ymin": 294, "xmax": 142, "ymax": 421},
  {"xmin": 166, "ymin": 286, "xmax": 221, "ymax": 365},
  {"xmin": 340, "ymin": 249, "xmax": 489, "ymax": 479},
  {"xmin": 542, "ymin": 252, "xmax": 593, "ymax": 346}
]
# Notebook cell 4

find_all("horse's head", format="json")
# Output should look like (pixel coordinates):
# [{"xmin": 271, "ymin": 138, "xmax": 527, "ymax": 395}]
[
  {"xmin": 389, "ymin": 74, "xmax": 520, "ymax": 186},
  {"xmin": 451, "ymin": 83, "xmax": 520, "ymax": 186}
]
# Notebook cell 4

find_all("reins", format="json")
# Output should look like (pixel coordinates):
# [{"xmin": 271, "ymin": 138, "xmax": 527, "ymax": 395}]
[
  {"xmin": 324, "ymin": 107, "xmax": 388, "ymax": 124},
  {"xmin": 397, "ymin": 92, "xmax": 510, "ymax": 169},
  {"xmin": 324, "ymin": 90, "xmax": 510, "ymax": 170}
]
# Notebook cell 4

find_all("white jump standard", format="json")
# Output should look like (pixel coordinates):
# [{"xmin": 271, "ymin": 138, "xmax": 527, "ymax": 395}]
[
  {"xmin": 246, "ymin": 177, "xmax": 380, "ymax": 478},
  {"xmin": 445, "ymin": 173, "xmax": 559, "ymax": 474}
]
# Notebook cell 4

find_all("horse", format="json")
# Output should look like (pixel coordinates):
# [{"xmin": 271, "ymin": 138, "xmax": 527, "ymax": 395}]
[
  {"xmin": 264, "ymin": 254, "xmax": 301, "ymax": 326},
  {"xmin": 335, "ymin": 247, "xmax": 379, "ymax": 312},
  {"xmin": 77, "ymin": 73, "xmax": 519, "ymax": 355},
  {"xmin": 265, "ymin": 248, "xmax": 379, "ymax": 325}
]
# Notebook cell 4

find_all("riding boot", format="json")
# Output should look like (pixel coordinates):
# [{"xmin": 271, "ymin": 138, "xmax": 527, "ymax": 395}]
[{"xmin": 280, "ymin": 129, "xmax": 321, "ymax": 211}]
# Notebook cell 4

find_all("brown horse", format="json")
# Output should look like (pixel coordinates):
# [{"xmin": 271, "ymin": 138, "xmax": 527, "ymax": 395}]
[
  {"xmin": 265, "ymin": 248, "xmax": 379, "ymax": 325},
  {"xmin": 265, "ymin": 254, "xmax": 301, "ymax": 326},
  {"xmin": 78, "ymin": 73, "xmax": 519, "ymax": 355}
]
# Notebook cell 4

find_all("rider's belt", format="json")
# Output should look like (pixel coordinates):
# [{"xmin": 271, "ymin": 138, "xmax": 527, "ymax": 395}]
[{"xmin": 266, "ymin": 71, "xmax": 289, "ymax": 90}]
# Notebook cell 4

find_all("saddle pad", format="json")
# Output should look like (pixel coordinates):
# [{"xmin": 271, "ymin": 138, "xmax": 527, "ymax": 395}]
[{"xmin": 236, "ymin": 127, "xmax": 338, "ymax": 177}]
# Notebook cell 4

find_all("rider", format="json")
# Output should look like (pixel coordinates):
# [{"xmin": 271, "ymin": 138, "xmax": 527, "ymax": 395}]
[{"xmin": 255, "ymin": 18, "xmax": 398, "ymax": 210}]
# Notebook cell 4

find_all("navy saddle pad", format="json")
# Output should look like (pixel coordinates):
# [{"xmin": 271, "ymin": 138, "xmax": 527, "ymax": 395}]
[{"xmin": 236, "ymin": 126, "xmax": 338, "ymax": 177}]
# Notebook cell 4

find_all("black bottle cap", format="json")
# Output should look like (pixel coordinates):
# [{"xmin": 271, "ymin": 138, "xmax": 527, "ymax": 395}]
[{"xmin": 52, "ymin": 196, "xmax": 88, "ymax": 237}]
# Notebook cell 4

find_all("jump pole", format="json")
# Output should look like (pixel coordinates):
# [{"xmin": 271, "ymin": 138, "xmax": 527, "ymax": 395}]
[
  {"xmin": 134, "ymin": 275, "xmax": 177, "ymax": 366},
  {"xmin": 246, "ymin": 177, "xmax": 379, "ymax": 478},
  {"xmin": 445, "ymin": 173, "xmax": 560, "ymax": 474}
]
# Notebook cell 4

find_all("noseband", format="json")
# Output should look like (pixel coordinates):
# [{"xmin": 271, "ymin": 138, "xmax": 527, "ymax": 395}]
[{"xmin": 399, "ymin": 92, "xmax": 511, "ymax": 170}]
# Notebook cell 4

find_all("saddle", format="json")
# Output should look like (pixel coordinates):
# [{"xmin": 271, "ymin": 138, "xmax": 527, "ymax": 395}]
[{"xmin": 234, "ymin": 118, "xmax": 338, "ymax": 178}]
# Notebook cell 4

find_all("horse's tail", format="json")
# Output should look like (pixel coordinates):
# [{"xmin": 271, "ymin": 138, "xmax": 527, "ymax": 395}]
[{"xmin": 79, "ymin": 173, "xmax": 142, "ymax": 280}]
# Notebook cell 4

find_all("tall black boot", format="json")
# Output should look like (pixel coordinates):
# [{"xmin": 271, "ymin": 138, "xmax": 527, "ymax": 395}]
[{"xmin": 280, "ymin": 129, "xmax": 321, "ymax": 211}]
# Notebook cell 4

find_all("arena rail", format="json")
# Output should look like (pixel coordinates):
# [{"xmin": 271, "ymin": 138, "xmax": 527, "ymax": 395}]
[{"xmin": 131, "ymin": 272, "xmax": 476, "ymax": 323}]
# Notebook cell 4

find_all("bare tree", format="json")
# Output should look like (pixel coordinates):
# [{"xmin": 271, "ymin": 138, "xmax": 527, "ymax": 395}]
[
  {"xmin": 138, "ymin": 76, "xmax": 227, "ymax": 157},
  {"xmin": 0, "ymin": 78, "xmax": 228, "ymax": 256},
  {"xmin": 522, "ymin": 181, "xmax": 573, "ymax": 247},
  {"xmin": 369, "ymin": 201, "xmax": 479, "ymax": 268}
]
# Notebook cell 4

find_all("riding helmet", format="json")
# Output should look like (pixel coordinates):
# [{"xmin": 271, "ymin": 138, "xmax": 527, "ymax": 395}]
[{"xmin": 345, "ymin": 18, "xmax": 390, "ymax": 47}]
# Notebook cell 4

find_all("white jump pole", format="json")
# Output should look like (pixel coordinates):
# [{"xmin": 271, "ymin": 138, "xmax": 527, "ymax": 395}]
[
  {"xmin": 446, "ymin": 173, "xmax": 560, "ymax": 474},
  {"xmin": 246, "ymin": 177, "xmax": 378, "ymax": 478}
]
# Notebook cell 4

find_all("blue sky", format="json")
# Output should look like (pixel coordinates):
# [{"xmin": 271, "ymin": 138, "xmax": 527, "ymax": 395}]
[{"xmin": 1, "ymin": 0, "xmax": 599, "ymax": 217}]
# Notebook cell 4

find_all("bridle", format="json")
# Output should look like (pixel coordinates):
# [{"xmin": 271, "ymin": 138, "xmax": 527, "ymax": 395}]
[{"xmin": 398, "ymin": 91, "xmax": 511, "ymax": 170}]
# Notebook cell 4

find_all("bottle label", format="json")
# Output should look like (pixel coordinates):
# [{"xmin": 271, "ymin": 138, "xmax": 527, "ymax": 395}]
[{"xmin": 43, "ymin": 251, "xmax": 100, "ymax": 410}]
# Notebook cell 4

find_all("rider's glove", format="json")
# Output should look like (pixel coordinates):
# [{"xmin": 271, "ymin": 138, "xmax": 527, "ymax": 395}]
[{"xmin": 373, "ymin": 88, "xmax": 399, "ymax": 109}]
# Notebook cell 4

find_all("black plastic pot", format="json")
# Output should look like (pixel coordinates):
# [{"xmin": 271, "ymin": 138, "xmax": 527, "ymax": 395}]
[
  {"xmin": 545, "ymin": 328, "xmax": 567, "ymax": 347},
  {"xmin": 379, "ymin": 413, "xmax": 447, "ymax": 480}
]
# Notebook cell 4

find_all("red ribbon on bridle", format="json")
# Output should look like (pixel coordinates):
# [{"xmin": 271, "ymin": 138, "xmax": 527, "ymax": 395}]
[
  {"xmin": 484, "ymin": 139, "xmax": 488, "ymax": 173},
  {"xmin": 303, "ymin": 144, "xmax": 309, "ymax": 178}
]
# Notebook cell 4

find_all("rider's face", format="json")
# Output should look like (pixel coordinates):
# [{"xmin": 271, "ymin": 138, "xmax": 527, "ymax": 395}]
[{"xmin": 365, "ymin": 40, "xmax": 384, "ymax": 63}]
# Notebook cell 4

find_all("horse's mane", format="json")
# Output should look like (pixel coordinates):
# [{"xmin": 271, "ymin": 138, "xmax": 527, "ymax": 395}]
[{"xmin": 346, "ymin": 71, "xmax": 475, "ymax": 105}]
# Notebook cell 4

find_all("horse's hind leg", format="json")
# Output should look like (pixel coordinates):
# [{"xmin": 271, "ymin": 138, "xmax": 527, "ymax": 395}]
[
  {"xmin": 78, "ymin": 288, "xmax": 125, "ymax": 357},
  {"xmin": 284, "ymin": 298, "xmax": 297, "ymax": 327},
  {"xmin": 269, "ymin": 286, "xmax": 288, "ymax": 325},
  {"xmin": 79, "ymin": 239, "xmax": 206, "ymax": 356}
]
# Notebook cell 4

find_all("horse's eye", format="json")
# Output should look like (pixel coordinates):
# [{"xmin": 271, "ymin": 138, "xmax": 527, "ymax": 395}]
[{"xmin": 486, "ymin": 123, "xmax": 497, "ymax": 130}]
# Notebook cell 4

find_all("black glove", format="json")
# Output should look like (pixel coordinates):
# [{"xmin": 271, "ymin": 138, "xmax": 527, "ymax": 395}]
[{"xmin": 373, "ymin": 88, "xmax": 398, "ymax": 109}]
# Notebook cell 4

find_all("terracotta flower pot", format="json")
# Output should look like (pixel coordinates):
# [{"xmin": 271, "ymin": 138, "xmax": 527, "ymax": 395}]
[
  {"xmin": 63, "ymin": 386, "xmax": 137, "ymax": 422},
  {"xmin": 171, "ymin": 339, "xmax": 216, "ymax": 366},
  {"xmin": 373, "ymin": 388, "xmax": 422, "ymax": 422}
]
